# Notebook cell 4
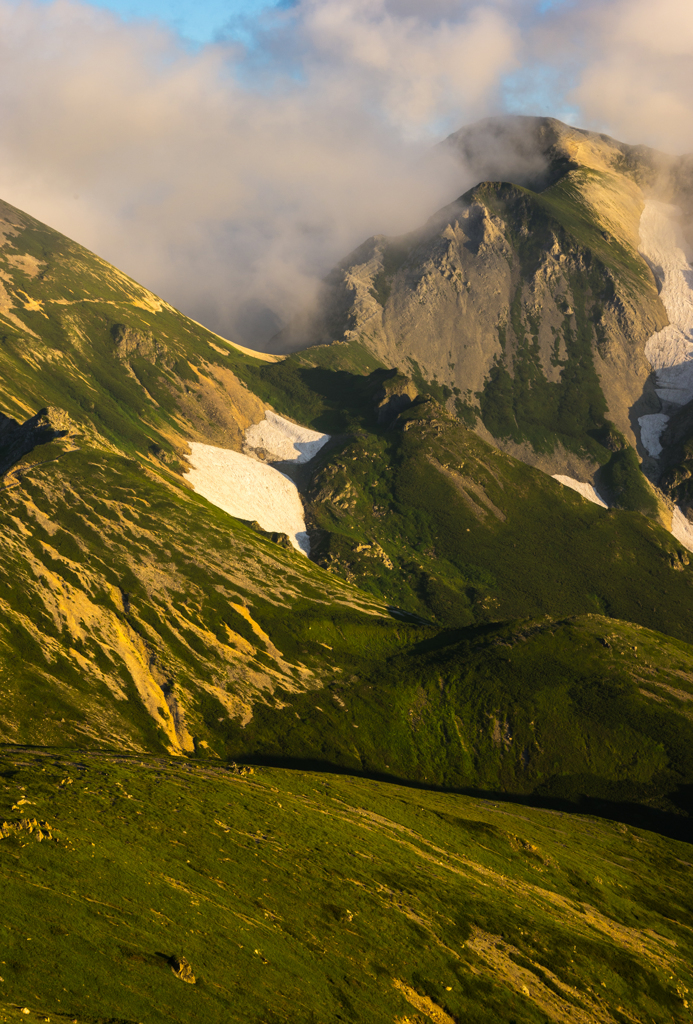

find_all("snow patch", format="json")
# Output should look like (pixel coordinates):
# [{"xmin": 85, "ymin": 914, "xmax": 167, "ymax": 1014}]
[
  {"xmin": 245, "ymin": 411, "xmax": 330, "ymax": 464},
  {"xmin": 638, "ymin": 201, "xmax": 693, "ymax": 455},
  {"xmin": 637, "ymin": 412, "xmax": 669, "ymax": 458},
  {"xmin": 185, "ymin": 442, "xmax": 310, "ymax": 554},
  {"xmin": 552, "ymin": 475, "xmax": 608, "ymax": 508},
  {"xmin": 671, "ymin": 507, "xmax": 693, "ymax": 554}
]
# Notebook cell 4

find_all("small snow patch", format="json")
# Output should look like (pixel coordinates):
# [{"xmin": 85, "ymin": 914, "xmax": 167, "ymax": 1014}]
[
  {"xmin": 245, "ymin": 411, "xmax": 330, "ymax": 464},
  {"xmin": 185, "ymin": 443, "xmax": 310, "ymax": 554},
  {"xmin": 552, "ymin": 475, "xmax": 608, "ymax": 508},
  {"xmin": 671, "ymin": 507, "xmax": 693, "ymax": 554},
  {"xmin": 638, "ymin": 201, "xmax": 693, "ymax": 454},
  {"xmin": 638, "ymin": 412, "xmax": 669, "ymax": 458}
]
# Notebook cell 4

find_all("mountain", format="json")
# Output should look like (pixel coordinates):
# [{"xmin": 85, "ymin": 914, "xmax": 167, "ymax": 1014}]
[
  {"xmin": 1, "ymin": 116, "xmax": 693, "ymax": 1022},
  {"xmin": 271, "ymin": 117, "xmax": 693, "ymax": 499}
]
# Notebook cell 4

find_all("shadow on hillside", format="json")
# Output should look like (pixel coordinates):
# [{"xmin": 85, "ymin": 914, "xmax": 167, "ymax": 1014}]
[{"xmin": 239, "ymin": 754, "xmax": 693, "ymax": 845}]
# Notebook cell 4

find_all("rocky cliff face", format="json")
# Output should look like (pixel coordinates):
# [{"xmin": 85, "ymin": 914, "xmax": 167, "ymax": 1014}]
[{"xmin": 273, "ymin": 117, "xmax": 693, "ymax": 483}]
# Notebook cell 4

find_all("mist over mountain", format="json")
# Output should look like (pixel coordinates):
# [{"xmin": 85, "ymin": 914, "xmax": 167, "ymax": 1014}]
[{"xmin": 1, "ymin": 0, "xmax": 693, "ymax": 348}]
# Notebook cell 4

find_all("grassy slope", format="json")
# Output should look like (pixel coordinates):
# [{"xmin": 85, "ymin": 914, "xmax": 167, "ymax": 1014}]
[
  {"xmin": 1, "ymin": 201, "xmax": 693, "ymax": 828},
  {"xmin": 288, "ymin": 388, "xmax": 693, "ymax": 638},
  {"xmin": 0, "ymin": 186, "xmax": 692, "ymax": 1024},
  {"xmin": 0, "ymin": 751, "xmax": 691, "ymax": 1024},
  {"xmin": 4, "ymin": 432, "xmax": 693, "ymax": 827},
  {"xmin": 0, "ymin": 198, "xmax": 270, "ymax": 456},
  {"xmin": 0, "ymin": 436, "xmax": 418, "ymax": 757},
  {"xmin": 217, "ymin": 614, "xmax": 693, "ymax": 835}
]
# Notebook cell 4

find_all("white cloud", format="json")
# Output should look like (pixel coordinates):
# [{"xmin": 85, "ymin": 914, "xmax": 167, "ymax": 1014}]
[
  {"xmin": 540, "ymin": 0, "xmax": 693, "ymax": 152},
  {"xmin": 300, "ymin": 0, "xmax": 518, "ymax": 130},
  {"xmin": 0, "ymin": 0, "xmax": 520, "ymax": 344},
  {"xmin": 0, "ymin": 0, "xmax": 692, "ymax": 348}
]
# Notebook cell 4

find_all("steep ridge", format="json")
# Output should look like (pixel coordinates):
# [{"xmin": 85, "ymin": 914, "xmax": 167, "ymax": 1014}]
[
  {"xmin": 637, "ymin": 200, "xmax": 693, "ymax": 453},
  {"xmin": 0, "ymin": 436, "xmax": 408, "ymax": 755},
  {"xmin": 0, "ymin": 197, "xmax": 274, "ymax": 457},
  {"xmin": 0, "ymin": 199, "xmax": 412, "ymax": 755},
  {"xmin": 241, "ymin": 358, "xmax": 688, "ymax": 635}
]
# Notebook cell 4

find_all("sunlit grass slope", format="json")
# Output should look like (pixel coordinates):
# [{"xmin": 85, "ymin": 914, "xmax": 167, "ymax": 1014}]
[
  {"xmin": 0, "ymin": 197, "xmax": 272, "ymax": 458},
  {"xmin": 0, "ymin": 437, "xmax": 410, "ymax": 756},
  {"xmin": 3, "ymin": 425, "xmax": 693, "ymax": 829},
  {"xmin": 0, "ymin": 750, "xmax": 691, "ymax": 1024},
  {"xmin": 3, "ymin": 344, "xmax": 693, "ymax": 829}
]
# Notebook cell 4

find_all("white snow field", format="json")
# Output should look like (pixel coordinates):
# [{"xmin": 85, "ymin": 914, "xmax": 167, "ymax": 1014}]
[
  {"xmin": 634, "ymin": 201, "xmax": 693, "ymax": 553},
  {"xmin": 552, "ymin": 475, "xmax": 608, "ymax": 508},
  {"xmin": 185, "ymin": 443, "xmax": 310, "ymax": 554},
  {"xmin": 245, "ymin": 411, "xmax": 330, "ymax": 463},
  {"xmin": 638, "ymin": 200, "xmax": 693, "ymax": 456}
]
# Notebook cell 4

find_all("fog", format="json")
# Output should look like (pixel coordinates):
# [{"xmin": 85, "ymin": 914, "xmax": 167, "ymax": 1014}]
[{"xmin": 0, "ymin": 0, "xmax": 692, "ymax": 347}]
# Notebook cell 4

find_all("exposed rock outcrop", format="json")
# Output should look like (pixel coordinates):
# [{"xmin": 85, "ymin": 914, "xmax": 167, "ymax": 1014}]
[
  {"xmin": 169, "ymin": 955, "xmax": 196, "ymax": 984},
  {"xmin": 0, "ymin": 406, "xmax": 76, "ymax": 476}
]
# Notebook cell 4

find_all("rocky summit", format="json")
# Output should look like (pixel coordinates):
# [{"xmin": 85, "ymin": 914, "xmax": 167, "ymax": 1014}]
[{"xmin": 0, "ymin": 116, "xmax": 692, "ymax": 1023}]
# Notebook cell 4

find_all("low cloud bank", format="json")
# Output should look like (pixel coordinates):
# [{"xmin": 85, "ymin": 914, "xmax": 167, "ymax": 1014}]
[{"xmin": 0, "ymin": 0, "xmax": 692, "ymax": 347}]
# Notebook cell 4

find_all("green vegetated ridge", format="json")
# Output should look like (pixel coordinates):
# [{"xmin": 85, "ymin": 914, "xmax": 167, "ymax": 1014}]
[
  {"xmin": 229, "ymin": 614, "xmax": 693, "ymax": 837},
  {"xmin": 234, "ymin": 337, "xmax": 387, "ymax": 434},
  {"xmin": 0, "ymin": 437, "xmax": 411, "ymax": 757},
  {"xmin": 301, "ymin": 383, "xmax": 687, "ymax": 633},
  {"xmin": 0, "ymin": 751, "xmax": 691, "ymax": 1024}
]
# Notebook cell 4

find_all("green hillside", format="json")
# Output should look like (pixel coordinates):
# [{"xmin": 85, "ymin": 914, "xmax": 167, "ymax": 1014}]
[
  {"xmin": 237, "ymin": 353, "xmax": 690, "ymax": 635},
  {"xmin": 0, "ymin": 750, "xmax": 691, "ymax": 1024},
  {"xmin": 0, "ymin": 197, "xmax": 273, "ymax": 458}
]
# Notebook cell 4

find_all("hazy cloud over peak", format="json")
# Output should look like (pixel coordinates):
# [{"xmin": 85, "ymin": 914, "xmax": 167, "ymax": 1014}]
[
  {"xmin": 298, "ymin": 0, "xmax": 518, "ymax": 130},
  {"xmin": 0, "ymin": 0, "xmax": 692, "ymax": 346},
  {"xmin": 565, "ymin": 0, "xmax": 693, "ymax": 152}
]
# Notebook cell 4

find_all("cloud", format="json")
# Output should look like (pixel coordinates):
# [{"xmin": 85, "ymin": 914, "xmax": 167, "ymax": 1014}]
[
  {"xmin": 0, "ymin": 0, "xmax": 522, "ymax": 345},
  {"xmin": 524, "ymin": 0, "xmax": 693, "ymax": 153},
  {"xmin": 0, "ymin": 0, "xmax": 692, "ymax": 348},
  {"xmin": 299, "ymin": 0, "xmax": 518, "ymax": 130},
  {"xmin": 567, "ymin": 0, "xmax": 693, "ymax": 152}
]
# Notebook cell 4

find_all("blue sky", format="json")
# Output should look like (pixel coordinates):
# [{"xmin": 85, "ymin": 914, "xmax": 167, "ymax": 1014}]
[{"xmin": 83, "ymin": 0, "xmax": 278, "ymax": 44}]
